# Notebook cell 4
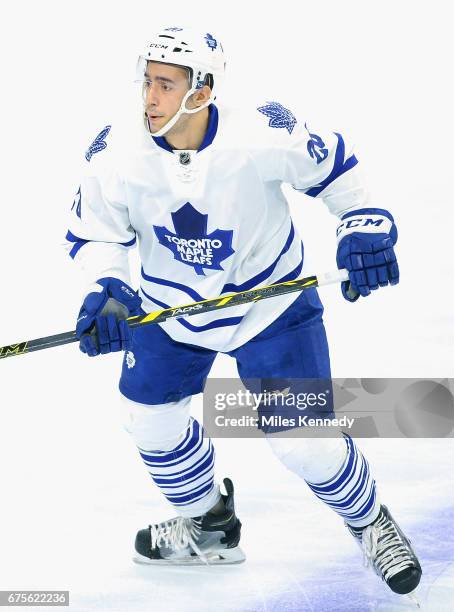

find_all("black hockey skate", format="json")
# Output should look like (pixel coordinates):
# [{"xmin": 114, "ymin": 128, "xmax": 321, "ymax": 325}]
[
  {"xmin": 347, "ymin": 505, "xmax": 422, "ymax": 596},
  {"xmin": 134, "ymin": 478, "xmax": 245, "ymax": 565}
]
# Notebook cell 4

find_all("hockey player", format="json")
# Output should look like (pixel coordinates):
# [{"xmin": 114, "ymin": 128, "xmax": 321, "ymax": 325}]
[{"xmin": 66, "ymin": 27, "xmax": 421, "ymax": 598}]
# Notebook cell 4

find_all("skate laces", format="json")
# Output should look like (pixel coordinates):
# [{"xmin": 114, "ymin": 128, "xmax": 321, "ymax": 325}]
[
  {"xmin": 150, "ymin": 517, "xmax": 208, "ymax": 564},
  {"xmin": 361, "ymin": 513, "xmax": 414, "ymax": 582}
]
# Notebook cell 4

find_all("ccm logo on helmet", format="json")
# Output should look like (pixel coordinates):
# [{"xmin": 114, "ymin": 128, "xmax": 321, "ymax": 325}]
[
  {"xmin": 149, "ymin": 43, "xmax": 168, "ymax": 49},
  {"xmin": 336, "ymin": 217, "xmax": 384, "ymax": 236}
]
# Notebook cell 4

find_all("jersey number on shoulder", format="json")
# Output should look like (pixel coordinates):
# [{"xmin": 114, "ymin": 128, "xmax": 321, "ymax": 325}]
[
  {"xmin": 71, "ymin": 186, "xmax": 82, "ymax": 219},
  {"xmin": 305, "ymin": 124, "xmax": 329, "ymax": 164}
]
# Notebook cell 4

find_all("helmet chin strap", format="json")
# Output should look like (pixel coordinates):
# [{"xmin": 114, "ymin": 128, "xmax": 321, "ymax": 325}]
[{"xmin": 146, "ymin": 88, "xmax": 213, "ymax": 138}]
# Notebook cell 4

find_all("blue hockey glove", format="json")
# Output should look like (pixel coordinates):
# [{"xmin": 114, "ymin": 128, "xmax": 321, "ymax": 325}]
[
  {"xmin": 76, "ymin": 277, "xmax": 143, "ymax": 356},
  {"xmin": 336, "ymin": 208, "xmax": 399, "ymax": 302}
]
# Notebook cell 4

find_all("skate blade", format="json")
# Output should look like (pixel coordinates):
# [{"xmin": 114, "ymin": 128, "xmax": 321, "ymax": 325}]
[
  {"xmin": 133, "ymin": 546, "xmax": 246, "ymax": 566},
  {"xmin": 406, "ymin": 590, "xmax": 421, "ymax": 608}
]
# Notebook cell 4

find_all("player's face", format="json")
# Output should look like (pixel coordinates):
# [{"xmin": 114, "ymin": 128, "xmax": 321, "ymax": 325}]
[{"xmin": 143, "ymin": 62, "xmax": 190, "ymax": 133}]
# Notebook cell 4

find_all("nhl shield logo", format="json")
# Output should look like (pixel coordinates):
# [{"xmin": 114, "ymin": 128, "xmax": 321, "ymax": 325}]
[{"xmin": 179, "ymin": 152, "xmax": 191, "ymax": 166}]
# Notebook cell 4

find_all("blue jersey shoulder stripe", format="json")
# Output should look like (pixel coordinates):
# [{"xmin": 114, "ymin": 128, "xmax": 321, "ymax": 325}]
[
  {"xmin": 65, "ymin": 230, "xmax": 89, "ymax": 259},
  {"xmin": 304, "ymin": 133, "xmax": 358, "ymax": 198},
  {"xmin": 65, "ymin": 230, "xmax": 136, "ymax": 259}
]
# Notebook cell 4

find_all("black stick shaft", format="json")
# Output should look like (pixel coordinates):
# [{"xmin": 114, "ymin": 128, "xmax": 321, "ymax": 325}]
[{"xmin": 0, "ymin": 269, "xmax": 348, "ymax": 360}]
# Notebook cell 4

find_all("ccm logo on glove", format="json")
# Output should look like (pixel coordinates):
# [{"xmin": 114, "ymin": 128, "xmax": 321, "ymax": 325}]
[
  {"xmin": 336, "ymin": 215, "xmax": 393, "ymax": 240},
  {"xmin": 121, "ymin": 285, "xmax": 135, "ymax": 298}
]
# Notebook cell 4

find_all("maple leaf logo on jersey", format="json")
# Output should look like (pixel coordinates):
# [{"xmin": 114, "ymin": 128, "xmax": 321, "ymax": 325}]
[
  {"xmin": 125, "ymin": 351, "xmax": 136, "ymax": 369},
  {"xmin": 85, "ymin": 125, "xmax": 111, "ymax": 162},
  {"xmin": 153, "ymin": 202, "xmax": 235, "ymax": 276},
  {"xmin": 257, "ymin": 102, "xmax": 297, "ymax": 134}
]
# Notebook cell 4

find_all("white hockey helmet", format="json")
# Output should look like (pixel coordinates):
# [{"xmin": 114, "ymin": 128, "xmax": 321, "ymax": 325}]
[{"xmin": 136, "ymin": 26, "xmax": 225, "ymax": 137}]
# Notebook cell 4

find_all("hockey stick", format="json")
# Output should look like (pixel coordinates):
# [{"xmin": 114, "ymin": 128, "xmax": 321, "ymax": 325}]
[{"xmin": 0, "ymin": 269, "xmax": 349, "ymax": 360}]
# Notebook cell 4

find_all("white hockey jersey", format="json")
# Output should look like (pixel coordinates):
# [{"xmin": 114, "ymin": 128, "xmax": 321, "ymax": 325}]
[{"xmin": 65, "ymin": 101, "xmax": 368, "ymax": 352}]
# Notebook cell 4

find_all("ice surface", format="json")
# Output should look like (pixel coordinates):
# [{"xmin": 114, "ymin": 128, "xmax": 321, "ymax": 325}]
[{"xmin": 0, "ymin": 378, "xmax": 453, "ymax": 612}]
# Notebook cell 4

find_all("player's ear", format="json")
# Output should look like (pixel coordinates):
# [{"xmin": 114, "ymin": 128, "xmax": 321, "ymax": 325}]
[{"xmin": 192, "ymin": 85, "xmax": 212, "ymax": 107}]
